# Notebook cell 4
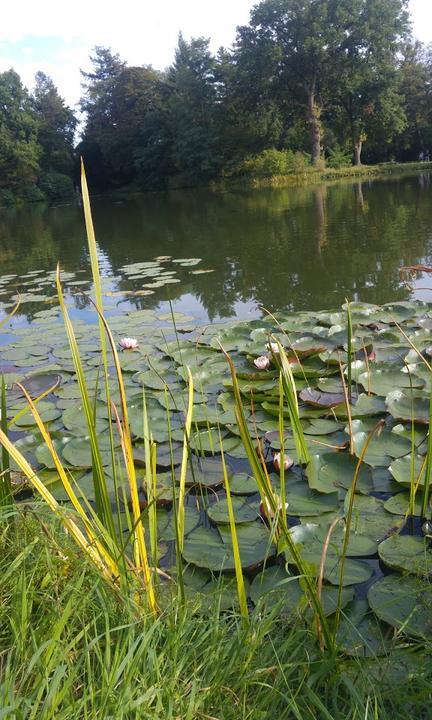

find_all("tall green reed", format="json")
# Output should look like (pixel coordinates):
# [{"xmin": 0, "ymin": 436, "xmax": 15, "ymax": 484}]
[
  {"xmin": 220, "ymin": 343, "xmax": 334, "ymax": 651},
  {"xmin": 0, "ymin": 377, "xmax": 11, "ymax": 508},
  {"xmin": 393, "ymin": 321, "xmax": 432, "ymax": 519}
]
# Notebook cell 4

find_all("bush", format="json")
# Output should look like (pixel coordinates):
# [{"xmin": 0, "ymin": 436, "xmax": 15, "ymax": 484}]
[
  {"xmin": 234, "ymin": 148, "xmax": 310, "ymax": 178},
  {"xmin": 326, "ymin": 146, "xmax": 352, "ymax": 169},
  {"xmin": 39, "ymin": 171, "xmax": 75, "ymax": 203}
]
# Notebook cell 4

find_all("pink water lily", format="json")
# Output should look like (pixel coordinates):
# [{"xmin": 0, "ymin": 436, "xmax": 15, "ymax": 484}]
[
  {"xmin": 119, "ymin": 337, "xmax": 139, "ymax": 350},
  {"xmin": 273, "ymin": 452, "xmax": 294, "ymax": 473},
  {"xmin": 254, "ymin": 355, "xmax": 270, "ymax": 370},
  {"xmin": 265, "ymin": 341, "xmax": 280, "ymax": 354}
]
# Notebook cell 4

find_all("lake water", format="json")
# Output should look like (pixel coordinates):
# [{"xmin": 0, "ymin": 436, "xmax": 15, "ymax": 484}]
[{"xmin": 1, "ymin": 171, "xmax": 432, "ymax": 327}]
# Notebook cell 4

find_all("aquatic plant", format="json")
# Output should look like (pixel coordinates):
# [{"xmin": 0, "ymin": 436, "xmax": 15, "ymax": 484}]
[
  {"xmin": 119, "ymin": 337, "xmax": 139, "ymax": 350},
  {"xmin": 2, "ymin": 169, "xmax": 432, "ymax": 656}
]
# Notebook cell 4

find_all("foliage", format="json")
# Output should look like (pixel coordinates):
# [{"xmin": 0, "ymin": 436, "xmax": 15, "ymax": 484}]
[
  {"xmin": 2, "ymin": 1, "xmax": 432, "ymax": 198},
  {"xmin": 326, "ymin": 146, "xmax": 353, "ymax": 169},
  {"xmin": 0, "ymin": 70, "xmax": 41, "ymax": 201},
  {"xmin": 32, "ymin": 71, "xmax": 76, "ymax": 176},
  {"xmin": 38, "ymin": 171, "xmax": 75, "ymax": 202},
  {"xmin": 233, "ymin": 148, "xmax": 310, "ymax": 177}
]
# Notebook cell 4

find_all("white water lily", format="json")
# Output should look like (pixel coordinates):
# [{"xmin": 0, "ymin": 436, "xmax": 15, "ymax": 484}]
[
  {"xmin": 119, "ymin": 337, "xmax": 139, "ymax": 350},
  {"xmin": 254, "ymin": 355, "xmax": 270, "ymax": 370},
  {"xmin": 265, "ymin": 342, "xmax": 280, "ymax": 354},
  {"xmin": 273, "ymin": 452, "xmax": 294, "ymax": 473}
]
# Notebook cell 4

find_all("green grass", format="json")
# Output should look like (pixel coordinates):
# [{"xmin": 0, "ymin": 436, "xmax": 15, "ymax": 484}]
[
  {"xmin": 218, "ymin": 160, "xmax": 432, "ymax": 192},
  {"xmin": 1, "ymin": 506, "xmax": 432, "ymax": 720}
]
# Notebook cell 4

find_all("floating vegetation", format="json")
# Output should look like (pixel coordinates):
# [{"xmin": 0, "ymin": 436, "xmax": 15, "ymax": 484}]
[
  {"xmin": 2, "ymin": 295, "xmax": 432, "ymax": 650},
  {"xmin": 0, "ymin": 254, "xmax": 211, "ymax": 316}
]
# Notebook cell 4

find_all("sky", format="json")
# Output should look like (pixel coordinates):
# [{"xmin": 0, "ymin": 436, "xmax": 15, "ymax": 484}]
[{"xmin": 0, "ymin": 0, "xmax": 430, "ymax": 110}]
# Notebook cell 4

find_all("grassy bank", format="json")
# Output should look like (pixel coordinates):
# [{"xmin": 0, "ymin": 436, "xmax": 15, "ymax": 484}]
[
  {"xmin": 217, "ymin": 160, "xmax": 432, "ymax": 192},
  {"xmin": 104, "ymin": 160, "xmax": 432, "ymax": 202},
  {"xmin": 1, "ymin": 506, "xmax": 432, "ymax": 720}
]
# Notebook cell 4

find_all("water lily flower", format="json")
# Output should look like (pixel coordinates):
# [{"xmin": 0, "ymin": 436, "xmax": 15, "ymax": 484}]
[
  {"xmin": 273, "ymin": 452, "xmax": 294, "ymax": 473},
  {"xmin": 119, "ymin": 337, "xmax": 139, "ymax": 350},
  {"xmin": 254, "ymin": 355, "xmax": 270, "ymax": 370},
  {"xmin": 266, "ymin": 342, "xmax": 280, "ymax": 354}
]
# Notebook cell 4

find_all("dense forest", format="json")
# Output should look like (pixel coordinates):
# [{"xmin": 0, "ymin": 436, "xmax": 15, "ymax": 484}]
[{"xmin": 1, "ymin": 0, "xmax": 431, "ymax": 204}]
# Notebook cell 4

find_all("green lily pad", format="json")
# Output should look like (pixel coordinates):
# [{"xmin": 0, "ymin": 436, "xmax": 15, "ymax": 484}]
[
  {"xmin": 285, "ymin": 483, "xmax": 339, "ymax": 516},
  {"xmin": 175, "ymin": 456, "xmax": 229, "ymax": 488},
  {"xmin": 229, "ymin": 473, "xmax": 259, "ymax": 495},
  {"xmin": 389, "ymin": 454, "xmax": 426, "ymax": 488},
  {"xmin": 368, "ymin": 575, "xmax": 432, "ymax": 639},
  {"xmin": 250, "ymin": 565, "xmax": 354, "ymax": 618},
  {"xmin": 386, "ymin": 389, "xmax": 430, "ymax": 424},
  {"xmin": 352, "ymin": 427, "xmax": 412, "ymax": 467},
  {"xmin": 378, "ymin": 534, "xmax": 432, "ymax": 576},
  {"xmin": 337, "ymin": 599, "xmax": 394, "ymax": 657},
  {"xmin": 283, "ymin": 521, "xmax": 376, "ymax": 560},
  {"xmin": 358, "ymin": 368, "xmax": 424, "ymax": 396},
  {"xmin": 182, "ymin": 522, "xmax": 275, "ymax": 572},
  {"xmin": 207, "ymin": 498, "xmax": 260, "ymax": 524},
  {"xmin": 347, "ymin": 495, "xmax": 405, "ymax": 541},
  {"xmin": 384, "ymin": 492, "xmax": 424, "ymax": 516},
  {"xmin": 190, "ymin": 429, "xmax": 241, "ymax": 455}
]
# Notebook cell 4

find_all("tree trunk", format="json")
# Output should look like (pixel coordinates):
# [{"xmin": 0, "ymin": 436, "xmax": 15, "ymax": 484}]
[
  {"xmin": 307, "ymin": 86, "xmax": 322, "ymax": 167},
  {"xmin": 354, "ymin": 139, "xmax": 362, "ymax": 166}
]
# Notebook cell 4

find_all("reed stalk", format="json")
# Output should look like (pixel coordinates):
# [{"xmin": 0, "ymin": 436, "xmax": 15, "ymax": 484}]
[
  {"xmin": 220, "ymin": 437, "xmax": 249, "ymax": 624},
  {"xmin": 0, "ymin": 377, "xmax": 11, "ymax": 508},
  {"xmin": 221, "ymin": 344, "xmax": 333, "ymax": 651}
]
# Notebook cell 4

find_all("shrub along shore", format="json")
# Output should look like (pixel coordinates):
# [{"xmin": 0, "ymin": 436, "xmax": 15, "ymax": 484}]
[{"xmin": 217, "ymin": 160, "xmax": 432, "ymax": 192}]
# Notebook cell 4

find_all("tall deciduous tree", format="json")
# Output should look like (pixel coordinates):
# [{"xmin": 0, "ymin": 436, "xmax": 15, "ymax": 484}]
[
  {"xmin": 234, "ymin": 0, "xmax": 358, "ymax": 166},
  {"xmin": 396, "ymin": 41, "xmax": 432, "ymax": 160},
  {"xmin": 330, "ymin": 0, "xmax": 409, "ymax": 164},
  {"xmin": 234, "ymin": 0, "xmax": 409, "ymax": 166}
]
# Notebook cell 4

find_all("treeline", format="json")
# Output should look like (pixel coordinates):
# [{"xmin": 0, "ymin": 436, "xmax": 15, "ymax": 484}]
[
  {"xmin": 1, "ymin": 0, "xmax": 432, "ymax": 203},
  {"xmin": 0, "ymin": 71, "xmax": 76, "ymax": 205}
]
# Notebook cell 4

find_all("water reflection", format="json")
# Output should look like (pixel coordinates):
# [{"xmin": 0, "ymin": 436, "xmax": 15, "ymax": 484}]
[{"xmin": 0, "ymin": 172, "xmax": 431, "ymax": 323}]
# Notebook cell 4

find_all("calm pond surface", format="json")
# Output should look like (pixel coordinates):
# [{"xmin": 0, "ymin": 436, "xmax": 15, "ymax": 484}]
[{"xmin": 0, "ymin": 171, "xmax": 432, "ymax": 326}]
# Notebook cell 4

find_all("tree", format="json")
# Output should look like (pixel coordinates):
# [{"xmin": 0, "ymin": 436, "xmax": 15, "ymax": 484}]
[
  {"xmin": 108, "ymin": 66, "xmax": 173, "ymax": 188},
  {"xmin": 234, "ymin": 0, "xmax": 410, "ymax": 166},
  {"xmin": 0, "ymin": 69, "xmax": 41, "ymax": 201},
  {"xmin": 32, "ymin": 71, "xmax": 76, "ymax": 175},
  {"xmin": 167, "ymin": 34, "xmax": 222, "ymax": 183},
  {"xmin": 396, "ymin": 41, "xmax": 432, "ymax": 160},
  {"xmin": 79, "ymin": 47, "xmax": 126, "ymax": 188},
  {"xmin": 329, "ymin": 0, "xmax": 409, "ymax": 164},
  {"xmin": 234, "ymin": 0, "xmax": 358, "ymax": 166}
]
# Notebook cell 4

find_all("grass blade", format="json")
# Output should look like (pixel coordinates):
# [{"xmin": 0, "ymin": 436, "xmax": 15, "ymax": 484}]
[{"xmin": 177, "ymin": 367, "xmax": 194, "ymax": 554}]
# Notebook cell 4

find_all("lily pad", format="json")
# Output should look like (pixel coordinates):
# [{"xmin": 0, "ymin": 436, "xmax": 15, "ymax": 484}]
[
  {"xmin": 368, "ymin": 574, "xmax": 432, "ymax": 639},
  {"xmin": 337, "ymin": 599, "xmax": 394, "ymax": 657},
  {"xmin": 182, "ymin": 522, "xmax": 275, "ymax": 572},
  {"xmin": 207, "ymin": 498, "xmax": 260, "ymax": 524},
  {"xmin": 378, "ymin": 534, "xmax": 432, "ymax": 576}
]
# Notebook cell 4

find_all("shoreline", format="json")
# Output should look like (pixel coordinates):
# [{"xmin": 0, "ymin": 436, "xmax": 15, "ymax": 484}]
[{"xmin": 215, "ymin": 160, "xmax": 432, "ymax": 192}]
